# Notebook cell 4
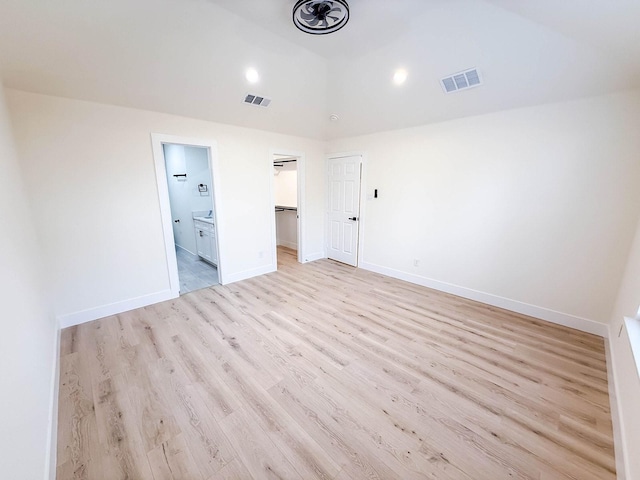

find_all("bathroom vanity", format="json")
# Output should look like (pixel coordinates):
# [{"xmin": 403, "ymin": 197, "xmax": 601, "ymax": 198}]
[{"xmin": 193, "ymin": 216, "xmax": 218, "ymax": 266}]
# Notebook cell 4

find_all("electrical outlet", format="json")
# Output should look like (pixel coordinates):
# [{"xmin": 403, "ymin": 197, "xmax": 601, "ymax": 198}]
[{"xmin": 413, "ymin": 259, "xmax": 420, "ymax": 267}]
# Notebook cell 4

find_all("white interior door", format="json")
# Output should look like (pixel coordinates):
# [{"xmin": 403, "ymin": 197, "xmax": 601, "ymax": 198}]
[{"xmin": 327, "ymin": 155, "xmax": 362, "ymax": 266}]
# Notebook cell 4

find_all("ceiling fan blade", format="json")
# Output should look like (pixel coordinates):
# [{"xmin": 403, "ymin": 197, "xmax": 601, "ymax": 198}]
[{"xmin": 300, "ymin": 11, "xmax": 317, "ymax": 21}]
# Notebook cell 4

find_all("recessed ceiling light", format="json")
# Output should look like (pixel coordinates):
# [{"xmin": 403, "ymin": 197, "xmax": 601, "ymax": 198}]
[
  {"xmin": 246, "ymin": 68, "xmax": 260, "ymax": 84},
  {"xmin": 329, "ymin": 114, "xmax": 339, "ymax": 122},
  {"xmin": 393, "ymin": 69, "xmax": 408, "ymax": 85}
]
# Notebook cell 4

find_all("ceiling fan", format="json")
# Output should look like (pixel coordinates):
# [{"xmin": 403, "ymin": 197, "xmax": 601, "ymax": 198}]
[{"xmin": 292, "ymin": 0, "xmax": 350, "ymax": 35}]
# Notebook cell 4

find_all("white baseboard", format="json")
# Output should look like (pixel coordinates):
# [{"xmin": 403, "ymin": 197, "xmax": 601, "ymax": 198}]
[
  {"xmin": 605, "ymin": 331, "xmax": 628, "ymax": 480},
  {"xmin": 224, "ymin": 264, "xmax": 276, "ymax": 284},
  {"xmin": 175, "ymin": 244, "xmax": 196, "ymax": 256},
  {"xmin": 277, "ymin": 240, "xmax": 298, "ymax": 250},
  {"xmin": 57, "ymin": 289, "xmax": 176, "ymax": 329},
  {"xmin": 359, "ymin": 261, "xmax": 609, "ymax": 337},
  {"xmin": 303, "ymin": 251, "xmax": 325, "ymax": 263},
  {"xmin": 45, "ymin": 320, "xmax": 61, "ymax": 480}
]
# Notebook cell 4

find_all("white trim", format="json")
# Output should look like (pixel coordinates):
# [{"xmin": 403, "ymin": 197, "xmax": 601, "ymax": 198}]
[
  {"xmin": 207, "ymin": 145, "xmax": 225, "ymax": 284},
  {"xmin": 175, "ymin": 243, "xmax": 196, "ymax": 257},
  {"xmin": 224, "ymin": 264, "xmax": 276, "ymax": 284},
  {"xmin": 150, "ymin": 135, "xmax": 180, "ymax": 296},
  {"xmin": 624, "ymin": 316, "xmax": 640, "ymax": 377},
  {"xmin": 269, "ymin": 149, "xmax": 306, "ymax": 266},
  {"xmin": 297, "ymin": 153, "xmax": 306, "ymax": 264},
  {"xmin": 303, "ymin": 251, "xmax": 325, "ymax": 262},
  {"xmin": 326, "ymin": 151, "xmax": 367, "ymax": 160},
  {"xmin": 605, "ymin": 331, "xmax": 628, "ymax": 480},
  {"xmin": 357, "ymin": 154, "xmax": 367, "ymax": 268},
  {"xmin": 57, "ymin": 289, "xmax": 175, "ymax": 328},
  {"xmin": 268, "ymin": 154, "xmax": 277, "ymax": 270},
  {"xmin": 45, "ymin": 320, "xmax": 61, "ymax": 480},
  {"xmin": 150, "ymin": 133, "xmax": 226, "ymax": 292},
  {"xmin": 359, "ymin": 260, "xmax": 609, "ymax": 337}
]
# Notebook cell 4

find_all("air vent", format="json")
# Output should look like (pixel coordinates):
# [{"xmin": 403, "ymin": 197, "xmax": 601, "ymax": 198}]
[
  {"xmin": 440, "ymin": 68, "xmax": 482, "ymax": 94},
  {"xmin": 243, "ymin": 94, "xmax": 272, "ymax": 107}
]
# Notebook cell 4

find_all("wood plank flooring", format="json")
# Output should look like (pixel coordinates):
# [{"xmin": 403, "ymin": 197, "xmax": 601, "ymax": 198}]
[{"xmin": 56, "ymin": 246, "xmax": 615, "ymax": 479}]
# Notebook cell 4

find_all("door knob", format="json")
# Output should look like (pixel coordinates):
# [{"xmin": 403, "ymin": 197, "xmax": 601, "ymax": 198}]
[
  {"xmin": 348, "ymin": 217, "xmax": 358, "ymax": 221},
  {"xmin": 174, "ymin": 219, "xmax": 180, "ymax": 223}
]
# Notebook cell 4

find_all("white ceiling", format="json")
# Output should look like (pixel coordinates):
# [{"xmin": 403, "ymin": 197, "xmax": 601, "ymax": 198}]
[
  {"xmin": 0, "ymin": 0, "xmax": 638, "ymax": 140},
  {"xmin": 211, "ymin": 0, "xmax": 446, "ymax": 61}
]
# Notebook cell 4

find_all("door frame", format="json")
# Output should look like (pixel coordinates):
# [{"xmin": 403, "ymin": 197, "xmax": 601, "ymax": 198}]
[
  {"xmin": 151, "ymin": 133, "xmax": 225, "ymax": 297},
  {"xmin": 325, "ymin": 151, "xmax": 367, "ymax": 267},
  {"xmin": 269, "ymin": 148, "xmax": 306, "ymax": 265}
]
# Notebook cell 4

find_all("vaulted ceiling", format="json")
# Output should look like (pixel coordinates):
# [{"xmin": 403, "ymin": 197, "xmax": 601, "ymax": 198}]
[{"xmin": 1, "ymin": 0, "xmax": 638, "ymax": 140}]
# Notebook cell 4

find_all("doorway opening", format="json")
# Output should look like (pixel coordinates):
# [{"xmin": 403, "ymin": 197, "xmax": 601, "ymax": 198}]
[
  {"xmin": 271, "ymin": 150, "xmax": 304, "ymax": 268},
  {"xmin": 152, "ymin": 134, "xmax": 224, "ymax": 298},
  {"xmin": 164, "ymin": 144, "xmax": 219, "ymax": 294}
]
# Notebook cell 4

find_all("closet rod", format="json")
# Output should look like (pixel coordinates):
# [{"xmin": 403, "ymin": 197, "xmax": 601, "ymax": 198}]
[{"xmin": 273, "ymin": 159, "xmax": 297, "ymax": 165}]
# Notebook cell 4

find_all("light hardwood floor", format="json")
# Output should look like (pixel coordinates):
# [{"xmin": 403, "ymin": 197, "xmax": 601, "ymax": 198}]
[{"xmin": 56, "ymin": 246, "xmax": 615, "ymax": 479}]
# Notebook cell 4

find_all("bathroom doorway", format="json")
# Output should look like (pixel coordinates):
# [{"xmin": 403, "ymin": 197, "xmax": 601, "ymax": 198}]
[
  {"xmin": 152, "ymin": 134, "xmax": 224, "ymax": 298},
  {"xmin": 164, "ymin": 144, "xmax": 219, "ymax": 294}
]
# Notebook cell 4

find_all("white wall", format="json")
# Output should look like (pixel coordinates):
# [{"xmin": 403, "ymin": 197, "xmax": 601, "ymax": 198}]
[
  {"xmin": 6, "ymin": 89, "xmax": 326, "ymax": 323},
  {"xmin": 274, "ymin": 167, "xmax": 298, "ymax": 207},
  {"xmin": 0, "ymin": 84, "xmax": 57, "ymax": 479},
  {"xmin": 276, "ymin": 210, "xmax": 298, "ymax": 250},
  {"xmin": 608, "ymin": 217, "xmax": 640, "ymax": 480},
  {"xmin": 164, "ymin": 144, "xmax": 213, "ymax": 254},
  {"xmin": 328, "ymin": 90, "xmax": 640, "ymax": 331}
]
